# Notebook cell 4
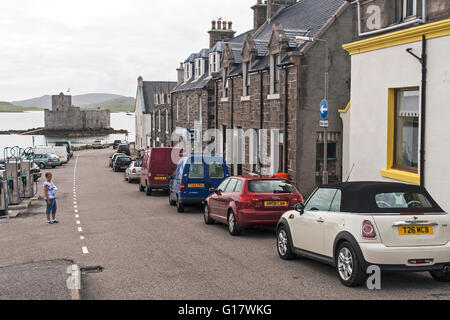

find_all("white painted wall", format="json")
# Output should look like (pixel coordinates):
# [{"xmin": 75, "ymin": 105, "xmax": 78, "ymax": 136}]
[{"xmin": 343, "ymin": 35, "xmax": 450, "ymax": 212}]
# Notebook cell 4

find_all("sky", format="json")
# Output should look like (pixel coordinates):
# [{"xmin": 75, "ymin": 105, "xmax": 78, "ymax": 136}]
[{"xmin": 0, "ymin": 0, "xmax": 255, "ymax": 101}]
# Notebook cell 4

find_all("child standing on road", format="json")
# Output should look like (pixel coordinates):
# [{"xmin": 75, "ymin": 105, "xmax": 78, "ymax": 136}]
[{"xmin": 43, "ymin": 172, "xmax": 59, "ymax": 225}]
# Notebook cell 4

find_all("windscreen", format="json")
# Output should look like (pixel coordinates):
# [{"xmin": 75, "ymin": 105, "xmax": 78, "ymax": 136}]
[{"xmin": 248, "ymin": 180, "xmax": 295, "ymax": 194}]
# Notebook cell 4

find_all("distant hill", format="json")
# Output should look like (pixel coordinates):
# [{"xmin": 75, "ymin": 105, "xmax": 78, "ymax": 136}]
[
  {"xmin": 10, "ymin": 93, "xmax": 135, "ymax": 112},
  {"xmin": 0, "ymin": 101, "xmax": 42, "ymax": 112}
]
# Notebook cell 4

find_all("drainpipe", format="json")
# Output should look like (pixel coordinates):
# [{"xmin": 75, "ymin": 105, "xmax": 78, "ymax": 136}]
[
  {"xmin": 406, "ymin": 35, "xmax": 427, "ymax": 187},
  {"xmin": 420, "ymin": 36, "xmax": 427, "ymax": 188},
  {"xmin": 230, "ymin": 77, "xmax": 234, "ymax": 174},
  {"xmin": 284, "ymin": 68, "xmax": 289, "ymax": 173},
  {"xmin": 259, "ymin": 70, "xmax": 264, "ymax": 173}
]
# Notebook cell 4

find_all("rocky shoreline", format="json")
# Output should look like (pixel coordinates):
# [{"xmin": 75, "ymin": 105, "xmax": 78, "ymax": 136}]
[{"xmin": 0, "ymin": 127, "xmax": 128, "ymax": 137}]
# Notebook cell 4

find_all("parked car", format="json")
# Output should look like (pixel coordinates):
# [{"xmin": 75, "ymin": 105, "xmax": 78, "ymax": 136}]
[
  {"xmin": 109, "ymin": 153, "xmax": 128, "ymax": 168},
  {"xmin": 34, "ymin": 146, "xmax": 68, "ymax": 164},
  {"xmin": 204, "ymin": 177, "xmax": 304, "ymax": 235},
  {"xmin": 93, "ymin": 139, "xmax": 108, "ymax": 149},
  {"xmin": 117, "ymin": 144, "xmax": 131, "ymax": 156},
  {"xmin": 139, "ymin": 147, "xmax": 182, "ymax": 196},
  {"xmin": 113, "ymin": 140, "xmax": 124, "ymax": 149},
  {"xmin": 55, "ymin": 141, "xmax": 73, "ymax": 159},
  {"xmin": 169, "ymin": 156, "xmax": 230, "ymax": 212},
  {"xmin": 125, "ymin": 159, "xmax": 142, "ymax": 183},
  {"xmin": 276, "ymin": 182, "xmax": 450, "ymax": 287},
  {"xmin": 113, "ymin": 156, "xmax": 132, "ymax": 172},
  {"xmin": 32, "ymin": 153, "xmax": 61, "ymax": 169}
]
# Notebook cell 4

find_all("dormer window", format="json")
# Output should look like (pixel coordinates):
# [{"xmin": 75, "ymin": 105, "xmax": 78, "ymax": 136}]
[
  {"xmin": 184, "ymin": 62, "xmax": 193, "ymax": 81},
  {"xmin": 209, "ymin": 52, "xmax": 221, "ymax": 75},
  {"xmin": 195, "ymin": 59, "xmax": 201, "ymax": 79}
]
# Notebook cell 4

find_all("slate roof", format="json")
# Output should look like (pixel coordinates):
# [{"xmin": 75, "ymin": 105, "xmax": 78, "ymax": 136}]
[{"xmin": 141, "ymin": 81, "xmax": 177, "ymax": 113}]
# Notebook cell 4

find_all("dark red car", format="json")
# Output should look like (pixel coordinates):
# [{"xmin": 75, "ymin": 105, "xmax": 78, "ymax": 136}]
[{"xmin": 204, "ymin": 176, "xmax": 304, "ymax": 235}]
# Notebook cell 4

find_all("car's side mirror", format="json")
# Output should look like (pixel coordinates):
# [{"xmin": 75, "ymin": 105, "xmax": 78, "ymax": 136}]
[
  {"xmin": 295, "ymin": 203, "xmax": 305, "ymax": 215},
  {"xmin": 209, "ymin": 187, "xmax": 216, "ymax": 193}
]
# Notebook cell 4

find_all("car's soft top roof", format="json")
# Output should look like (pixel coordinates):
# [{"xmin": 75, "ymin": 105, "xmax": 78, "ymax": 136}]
[{"xmin": 318, "ymin": 182, "xmax": 443, "ymax": 213}]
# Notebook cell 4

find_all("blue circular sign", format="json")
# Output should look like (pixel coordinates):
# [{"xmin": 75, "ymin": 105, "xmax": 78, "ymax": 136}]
[{"xmin": 320, "ymin": 100, "xmax": 328, "ymax": 120}]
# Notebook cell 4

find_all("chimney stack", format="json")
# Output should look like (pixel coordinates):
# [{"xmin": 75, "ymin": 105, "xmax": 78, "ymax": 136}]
[
  {"xmin": 252, "ymin": 0, "xmax": 268, "ymax": 31},
  {"xmin": 208, "ymin": 19, "xmax": 236, "ymax": 49},
  {"xmin": 176, "ymin": 63, "xmax": 184, "ymax": 85},
  {"xmin": 267, "ymin": 0, "xmax": 296, "ymax": 20}
]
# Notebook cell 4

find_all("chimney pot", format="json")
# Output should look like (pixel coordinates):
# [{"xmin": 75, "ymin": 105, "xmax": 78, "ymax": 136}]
[
  {"xmin": 228, "ymin": 21, "xmax": 232, "ymax": 30},
  {"xmin": 217, "ymin": 20, "xmax": 222, "ymax": 30},
  {"xmin": 223, "ymin": 21, "xmax": 227, "ymax": 30},
  {"xmin": 211, "ymin": 20, "xmax": 216, "ymax": 30}
]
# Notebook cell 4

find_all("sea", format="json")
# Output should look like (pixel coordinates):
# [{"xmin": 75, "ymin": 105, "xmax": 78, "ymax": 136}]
[{"xmin": 0, "ymin": 111, "xmax": 135, "ymax": 155}]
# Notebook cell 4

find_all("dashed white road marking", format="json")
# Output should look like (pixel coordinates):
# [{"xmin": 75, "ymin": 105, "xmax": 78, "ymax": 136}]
[
  {"xmin": 76, "ymin": 220, "xmax": 81, "ymax": 225},
  {"xmin": 75, "ymin": 214, "xmax": 79, "ymax": 218},
  {"xmin": 74, "ymin": 209, "xmax": 78, "ymax": 213},
  {"xmin": 78, "ymin": 227, "xmax": 83, "ymax": 232},
  {"xmin": 82, "ymin": 247, "xmax": 89, "ymax": 254},
  {"xmin": 80, "ymin": 236, "xmax": 85, "ymax": 240}
]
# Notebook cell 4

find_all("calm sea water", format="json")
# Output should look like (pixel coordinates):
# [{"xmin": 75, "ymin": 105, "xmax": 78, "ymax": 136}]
[{"xmin": 0, "ymin": 111, "xmax": 135, "ymax": 152}]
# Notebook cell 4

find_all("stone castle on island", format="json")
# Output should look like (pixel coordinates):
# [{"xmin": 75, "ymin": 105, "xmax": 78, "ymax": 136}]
[{"xmin": 45, "ymin": 93, "xmax": 110, "ymax": 131}]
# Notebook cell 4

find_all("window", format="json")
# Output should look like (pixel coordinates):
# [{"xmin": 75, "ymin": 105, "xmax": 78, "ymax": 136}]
[
  {"xmin": 176, "ymin": 98, "xmax": 179, "ymax": 120},
  {"xmin": 188, "ymin": 163, "xmax": 205, "ymax": 179},
  {"xmin": 271, "ymin": 54, "xmax": 280, "ymax": 94},
  {"xmin": 217, "ymin": 179, "xmax": 230, "ymax": 192},
  {"xmin": 234, "ymin": 180, "xmax": 243, "ymax": 193},
  {"xmin": 304, "ymin": 188, "xmax": 339, "ymax": 212},
  {"xmin": 208, "ymin": 163, "xmax": 225, "ymax": 179},
  {"xmin": 195, "ymin": 59, "xmax": 201, "ymax": 78},
  {"xmin": 330, "ymin": 190, "xmax": 342, "ymax": 212},
  {"xmin": 224, "ymin": 179, "xmax": 238, "ymax": 192},
  {"xmin": 375, "ymin": 192, "xmax": 432, "ymax": 209},
  {"xmin": 403, "ymin": 0, "xmax": 417, "ymax": 19},
  {"xmin": 395, "ymin": 88, "xmax": 419, "ymax": 172},
  {"xmin": 243, "ymin": 62, "xmax": 251, "ymax": 97},
  {"xmin": 223, "ymin": 68, "xmax": 228, "ymax": 98},
  {"xmin": 165, "ymin": 109, "xmax": 168, "ymax": 133},
  {"xmin": 248, "ymin": 180, "xmax": 295, "ymax": 194}
]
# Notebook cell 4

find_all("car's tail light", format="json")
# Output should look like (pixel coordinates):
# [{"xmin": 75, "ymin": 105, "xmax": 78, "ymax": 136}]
[
  {"xmin": 148, "ymin": 172, "xmax": 152, "ymax": 178},
  {"xmin": 290, "ymin": 194, "xmax": 304, "ymax": 206},
  {"xmin": 132, "ymin": 168, "xmax": 136, "ymax": 174},
  {"xmin": 362, "ymin": 220, "xmax": 377, "ymax": 239},
  {"xmin": 180, "ymin": 181, "xmax": 186, "ymax": 192},
  {"xmin": 239, "ymin": 195, "xmax": 254, "ymax": 209}
]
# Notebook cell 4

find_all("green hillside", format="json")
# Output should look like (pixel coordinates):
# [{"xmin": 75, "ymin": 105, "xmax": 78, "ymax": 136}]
[
  {"xmin": 0, "ymin": 101, "xmax": 42, "ymax": 112},
  {"xmin": 100, "ymin": 104, "xmax": 135, "ymax": 113}
]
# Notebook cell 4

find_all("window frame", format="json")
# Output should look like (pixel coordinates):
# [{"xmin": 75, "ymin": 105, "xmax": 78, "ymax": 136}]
[
  {"xmin": 393, "ymin": 87, "xmax": 420, "ymax": 174},
  {"xmin": 403, "ymin": 0, "xmax": 417, "ymax": 19}
]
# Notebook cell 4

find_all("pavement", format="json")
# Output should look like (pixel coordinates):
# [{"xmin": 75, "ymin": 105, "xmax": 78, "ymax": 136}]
[{"xmin": 1, "ymin": 148, "xmax": 450, "ymax": 300}]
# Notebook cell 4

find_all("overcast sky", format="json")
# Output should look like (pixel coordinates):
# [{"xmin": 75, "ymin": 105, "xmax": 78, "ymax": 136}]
[{"xmin": 0, "ymin": 0, "xmax": 255, "ymax": 101}]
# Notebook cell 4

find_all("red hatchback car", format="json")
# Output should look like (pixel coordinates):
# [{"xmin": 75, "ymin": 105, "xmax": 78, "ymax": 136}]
[{"xmin": 204, "ymin": 176, "xmax": 304, "ymax": 235}]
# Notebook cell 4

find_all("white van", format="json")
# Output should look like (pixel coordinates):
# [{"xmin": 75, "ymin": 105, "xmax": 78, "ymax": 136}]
[{"xmin": 34, "ymin": 146, "xmax": 69, "ymax": 164}]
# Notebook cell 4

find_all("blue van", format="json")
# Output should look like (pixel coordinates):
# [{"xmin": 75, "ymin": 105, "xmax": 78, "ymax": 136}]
[{"xmin": 169, "ymin": 155, "xmax": 230, "ymax": 212}]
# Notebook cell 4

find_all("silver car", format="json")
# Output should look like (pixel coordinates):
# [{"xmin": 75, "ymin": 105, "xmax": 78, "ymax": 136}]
[{"xmin": 124, "ymin": 159, "xmax": 142, "ymax": 183}]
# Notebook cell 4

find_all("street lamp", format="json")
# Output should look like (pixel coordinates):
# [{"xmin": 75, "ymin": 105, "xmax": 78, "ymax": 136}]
[{"xmin": 296, "ymin": 36, "xmax": 329, "ymax": 185}]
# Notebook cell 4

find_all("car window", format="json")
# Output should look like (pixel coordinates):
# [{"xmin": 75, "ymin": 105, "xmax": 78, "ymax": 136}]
[
  {"xmin": 375, "ymin": 192, "xmax": 433, "ymax": 209},
  {"xmin": 217, "ymin": 179, "xmax": 230, "ymax": 192},
  {"xmin": 234, "ymin": 180, "xmax": 243, "ymax": 193},
  {"xmin": 329, "ymin": 190, "xmax": 342, "ymax": 212},
  {"xmin": 248, "ymin": 180, "xmax": 295, "ymax": 193},
  {"xmin": 208, "ymin": 163, "xmax": 225, "ymax": 179},
  {"xmin": 188, "ymin": 163, "xmax": 204, "ymax": 179},
  {"xmin": 305, "ymin": 188, "xmax": 339, "ymax": 212},
  {"xmin": 224, "ymin": 179, "xmax": 238, "ymax": 192}
]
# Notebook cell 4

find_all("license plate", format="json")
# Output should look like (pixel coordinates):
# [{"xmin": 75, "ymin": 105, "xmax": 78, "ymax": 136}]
[
  {"xmin": 398, "ymin": 226, "xmax": 434, "ymax": 235},
  {"xmin": 188, "ymin": 183, "xmax": 204, "ymax": 188},
  {"xmin": 121, "ymin": 167, "xmax": 127, "ymax": 169},
  {"xmin": 264, "ymin": 201, "xmax": 288, "ymax": 207},
  {"xmin": 154, "ymin": 177, "xmax": 167, "ymax": 180}
]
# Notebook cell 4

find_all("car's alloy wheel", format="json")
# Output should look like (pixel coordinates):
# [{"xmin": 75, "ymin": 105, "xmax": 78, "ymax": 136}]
[
  {"xmin": 228, "ymin": 211, "xmax": 241, "ymax": 236},
  {"xmin": 203, "ymin": 205, "xmax": 214, "ymax": 225},
  {"xmin": 335, "ymin": 242, "xmax": 365, "ymax": 287},
  {"xmin": 277, "ymin": 227, "xmax": 294, "ymax": 260},
  {"xmin": 39, "ymin": 163, "xmax": 45, "ymax": 169},
  {"xmin": 338, "ymin": 247, "xmax": 353, "ymax": 281}
]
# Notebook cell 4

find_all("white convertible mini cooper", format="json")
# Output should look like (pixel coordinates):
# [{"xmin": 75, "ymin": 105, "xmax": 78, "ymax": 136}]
[{"xmin": 276, "ymin": 182, "xmax": 450, "ymax": 287}]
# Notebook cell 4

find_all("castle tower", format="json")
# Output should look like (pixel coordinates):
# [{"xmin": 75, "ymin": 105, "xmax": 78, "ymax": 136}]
[{"xmin": 52, "ymin": 92, "xmax": 72, "ymax": 112}]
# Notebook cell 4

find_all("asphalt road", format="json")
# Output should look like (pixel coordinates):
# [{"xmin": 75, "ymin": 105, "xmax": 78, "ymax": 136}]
[{"xmin": 1, "ymin": 148, "xmax": 450, "ymax": 300}]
